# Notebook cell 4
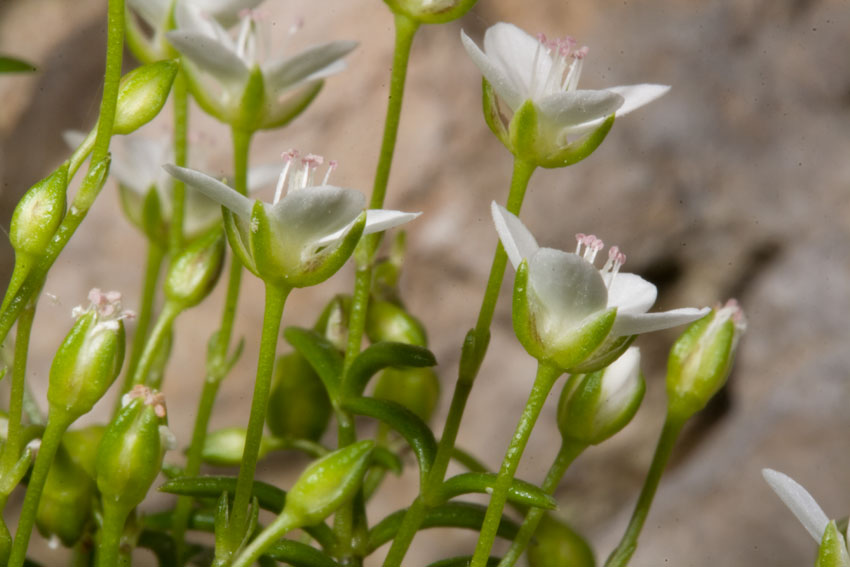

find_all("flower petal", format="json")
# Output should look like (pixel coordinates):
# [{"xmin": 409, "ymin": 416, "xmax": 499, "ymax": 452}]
[
  {"xmin": 482, "ymin": 22, "xmax": 547, "ymax": 104},
  {"xmin": 562, "ymin": 83, "xmax": 670, "ymax": 138},
  {"xmin": 269, "ymin": 185, "xmax": 365, "ymax": 253},
  {"xmin": 166, "ymin": 31, "xmax": 248, "ymax": 84},
  {"xmin": 461, "ymin": 29, "xmax": 523, "ymax": 111},
  {"xmin": 490, "ymin": 202, "xmax": 539, "ymax": 269},
  {"xmin": 528, "ymin": 247, "xmax": 608, "ymax": 331},
  {"xmin": 193, "ymin": 0, "xmax": 265, "ymax": 27},
  {"xmin": 246, "ymin": 164, "xmax": 282, "ymax": 194},
  {"xmin": 762, "ymin": 469, "xmax": 830, "ymax": 543},
  {"xmin": 163, "ymin": 164, "xmax": 253, "ymax": 219},
  {"xmin": 262, "ymin": 41, "xmax": 357, "ymax": 94},
  {"xmin": 315, "ymin": 209, "xmax": 421, "ymax": 247},
  {"xmin": 611, "ymin": 307, "xmax": 709, "ymax": 336},
  {"xmin": 606, "ymin": 273, "xmax": 656, "ymax": 315},
  {"xmin": 536, "ymin": 89, "xmax": 624, "ymax": 131},
  {"xmin": 128, "ymin": 0, "xmax": 171, "ymax": 30}
]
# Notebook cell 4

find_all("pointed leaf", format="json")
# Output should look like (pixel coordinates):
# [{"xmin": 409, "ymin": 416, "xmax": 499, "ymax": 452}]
[
  {"xmin": 343, "ymin": 341, "xmax": 437, "ymax": 399},
  {"xmin": 283, "ymin": 327, "xmax": 343, "ymax": 401},
  {"xmin": 0, "ymin": 56, "xmax": 36, "ymax": 73},
  {"xmin": 435, "ymin": 473, "xmax": 558, "ymax": 510},
  {"xmin": 264, "ymin": 539, "xmax": 340, "ymax": 567}
]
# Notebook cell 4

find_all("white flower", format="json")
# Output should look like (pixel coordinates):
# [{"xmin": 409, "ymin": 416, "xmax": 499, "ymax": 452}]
[
  {"xmin": 461, "ymin": 23, "xmax": 669, "ymax": 165},
  {"xmin": 491, "ymin": 202, "xmax": 707, "ymax": 369},
  {"xmin": 166, "ymin": 6, "xmax": 356, "ymax": 130},
  {"xmin": 165, "ymin": 152, "xmax": 419, "ymax": 287}
]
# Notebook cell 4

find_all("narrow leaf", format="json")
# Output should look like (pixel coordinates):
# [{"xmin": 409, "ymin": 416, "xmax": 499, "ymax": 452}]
[
  {"xmin": 265, "ymin": 539, "xmax": 340, "ymax": 567},
  {"xmin": 284, "ymin": 326, "xmax": 343, "ymax": 401},
  {"xmin": 436, "ymin": 473, "xmax": 558, "ymax": 510},
  {"xmin": 0, "ymin": 55, "xmax": 36, "ymax": 73},
  {"xmin": 344, "ymin": 341, "xmax": 436, "ymax": 398}
]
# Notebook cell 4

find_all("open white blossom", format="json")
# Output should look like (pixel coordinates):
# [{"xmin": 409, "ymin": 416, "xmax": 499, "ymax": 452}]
[
  {"xmin": 491, "ymin": 202, "xmax": 707, "ymax": 368},
  {"xmin": 462, "ymin": 23, "xmax": 669, "ymax": 148}
]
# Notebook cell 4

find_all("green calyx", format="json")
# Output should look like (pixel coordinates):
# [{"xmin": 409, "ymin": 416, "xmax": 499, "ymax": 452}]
[
  {"xmin": 817, "ymin": 521, "xmax": 850, "ymax": 567},
  {"xmin": 373, "ymin": 366, "xmax": 440, "ymax": 423},
  {"xmin": 383, "ymin": 0, "xmax": 477, "ymax": 24},
  {"xmin": 113, "ymin": 60, "xmax": 179, "ymax": 135},
  {"xmin": 366, "ymin": 300, "xmax": 428, "ymax": 346},
  {"xmin": 36, "ymin": 444, "xmax": 94, "ymax": 548},
  {"xmin": 267, "ymin": 352, "xmax": 333, "ymax": 441},
  {"xmin": 10, "ymin": 164, "xmax": 68, "ymax": 259},
  {"xmin": 165, "ymin": 226, "xmax": 226, "ymax": 308},
  {"xmin": 527, "ymin": 515, "xmax": 596, "ymax": 567}
]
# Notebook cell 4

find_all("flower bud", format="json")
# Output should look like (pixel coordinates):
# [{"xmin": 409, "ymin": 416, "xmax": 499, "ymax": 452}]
[
  {"xmin": 62, "ymin": 424, "xmax": 106, "ymax": 479},
  {"xmin": 373, "ymin": 367, "xmax": 440, "ymax": 423},
  {"xmin": 365, "ymin": 300, "xmax": 427, "ymax": 346},
  {"xmin": 113, "ymin": 60, "xmax": 178, "ymax": 135},
  {"xmin": 9, "ymin": 164, "xmax": 68, "ymax": 259},
  {"xmin": 96, "ymin": 385, "xmax": 171, "ymax": 514},
  {"xmin": 817, "ymin": 520, "xmax": 850, "ymax": 567},
  {"xmin": 281, "ymin": 440, "xmax": 374, "ymax": 527},
  {"xmin": 557, "ymin": 347, "xmax": 644, "ymax": 445},
  {"xmin": 666, "ymin": 300, "xmax": 746, "ymax": 421},
  {"xmin": 267, "ymin": 352, "xmax": 332, "ymax": 441},
  {"xmin": 164, "ymin": 226, "xmax": 225, "ymax": 308},
  {"xmin": 526, "ymin": 514, "xmax": 595, "ymax": 567},
  {"xmin": 47, "ymin": 289, "xmax": 130, "ymax": 421},
  {"xmin": 36, "ymin": 445, "xmax": 94, "ymax": 547},
  {"xmin": 384, "ymin": 0, "xmax": 478, "ymax": 24},
  {"xmin": 201, "ymin": 427, "xmax": 281, "ymax": 466}
]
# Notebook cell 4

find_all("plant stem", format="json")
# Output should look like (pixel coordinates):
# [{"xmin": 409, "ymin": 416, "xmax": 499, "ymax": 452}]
[
  {"xmin": 97, "ymin": 504, "xmax": 131, "ymax": 567},
  {"xmin": 169, "ymin": 69, "xmax": 189, "ymax": 255},
  {"xmin": 231, "ymin": 512, "xmax": 298, "ymax": 567},
  {"xmin": 470, "ymin": 362, "xmax": 563, "ymax": 567},
  {"xmin": 0, "ymin": 299, "xmax": 36, "ymax": 475},
  {"xmin": 7, "ymin": 415, "xmax": 72, "ymax": 567},
  {"xmin": 229, "ymin": 283, "xmax": 290, "ymax": 547},
  {"xmin": 604, "ymin": 415, "xmax": 685, "ymax": 567},
  {"xmin": 130, "ymin": 300, "xmax": 181, "ymax": 389},
  {"xmin": 120, "ymin": 241, "xmax": 165, "ymax": 403},
  {"xmin": 0, "ymin": 0, "xmax": 124, "ymax": 346},
  {"xmin": 498, "ymin": 440, "xmax": 587, "ymax": 567},
  {"xmin": 381, "ymin": 158, "xmax": 535, "ymax": 567}
]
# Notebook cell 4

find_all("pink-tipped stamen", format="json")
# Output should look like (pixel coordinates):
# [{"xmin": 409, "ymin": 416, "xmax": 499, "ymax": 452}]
[
  {"xmin": 274, "ymin": 150, "xmax": 299, "ymax": 204},
  {"xmin": 322, "ymin": 160, "xmax": 338, "ymax": 185},
  {"xmin": 602, "ymin": 246, "xmax": 627, "ymax": 287}
]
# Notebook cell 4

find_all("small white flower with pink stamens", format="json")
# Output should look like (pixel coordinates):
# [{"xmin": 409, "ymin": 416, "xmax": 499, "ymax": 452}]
[
  {"xmin": 164, "ymin": 154, "xmax": 419, "ymax": 288},
  {"xmin": 491, "ymin": 202, "xmax": 708, "ymax": 371}
]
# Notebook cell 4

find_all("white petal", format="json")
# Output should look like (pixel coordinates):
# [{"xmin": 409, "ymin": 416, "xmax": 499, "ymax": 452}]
[
  {"xmin": 490, "ymin": 202, "xmax": 539, "ymax": 269},
  {"xmin": 128, "ymin": 0, "xmax": 171, "ymax": 30},
  {"xmin": 536, "ymin": 90, "xmax": 624, "ymax": 130},
  {"xmin": 113, "ymin": 136, "xmax": 171, "ymax": 195},
  {"xmin": 246, "ymin": 164, "xmax": 282, "ymax": 194},
  {"xmin": 269, "ymin": 186, "xmax": 365, "ymax": 252},
  {"xmin": 315, "ymin": 210, "xmax": 421, "ymax": 248},
  {"xmin": 163, "ymin": 164, "xmax": 253, "ymax": 218},
  {"xmin": 482, "ymin": 23, "xmax": 546, "ymax": 103},
  {"xmin": 262, "ymin": 41, "xmax": 357, "ymax": 93},
  {"xmin": 460, "ymin": 29, "xmax": 523, "ymax": 111},
  {"xmin": 606, "ymin": 84, "xmax": 670, "ymax": 117},
  {"xmin": 528, "ymin": 248, "xmax": 608, "ymax": 330},
  {"xmin": 598, "ymin": 347, "xmax": 642, "ymax": 421},
  {"xmin": 167, "ymin": 31, "xmax": 248, "ymax": 83},
  {"xmin": 607, "ymin": 273, "xmax": 657, "ymax": 315},
  {"xmin": 611, "ymin": 307, "xmax": 710, "ymax": 337},
  {"xmin": 192, "ymin": 0, "xmax": 265, "ymax": 26},
  {"xmin": 762, "ymin": 469, "xmax": 830, "ymax": 543}
]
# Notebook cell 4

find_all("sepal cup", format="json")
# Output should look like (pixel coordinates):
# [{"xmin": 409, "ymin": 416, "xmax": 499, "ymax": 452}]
[{"xmin": 384, "ymin": 0, "xmax": 478, "ymax": 24}]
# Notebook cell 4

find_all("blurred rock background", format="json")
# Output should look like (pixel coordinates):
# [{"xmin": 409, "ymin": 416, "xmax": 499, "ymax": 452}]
[{"xmin": 2, "ymin": 0, "xmax": 850, "ymax": 565}]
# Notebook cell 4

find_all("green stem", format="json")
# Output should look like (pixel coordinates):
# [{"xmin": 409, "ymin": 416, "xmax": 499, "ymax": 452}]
[
  {"xmin": 67, "ymin": 129, "xmax": 96, "ymax": 180},
  {"xmin": 498, "ymin": 440, "xmax": 587, "ymax": 567},
  {"xmin": 121, "ymin": 241, "xmax": 165, "ymax": 401},
  {"xmin": 604, "ymin": 415, "xmax": 685, "ymax": 567},
  {"xmin": 229, "ymin": 283, "xmax": 290, "ymax": 546},
  {"xmin": 381, "ymin": 158, "xmax": 535, "ymax": 567},
  {"xmin": 8, "ymin": 415, "xmax": 72, "ymax": 567},
  {"xmin": 169, "ymin": 69, "xmax": 189, "ymax": 255},
  {"xmin": 0, "ymin": 299, "xmax": 36, "ymax": 475},
  {"xmin": 0, "ymin": 0, "xmax": 124, "ymax": 347},
  {"xmin": 470, "ymin": 362, "xmax": 563, "ymax": 567},
  {"xmin": 130, "ymin": 300, "xmax": 181, "ymax": 389},
  {"xmin": 231, "ymin": 512, "xmax": 299, "ymax": 567},
  {"xmin": 97, "ymin": 504, "xmax": 132, "ymax": 567}
]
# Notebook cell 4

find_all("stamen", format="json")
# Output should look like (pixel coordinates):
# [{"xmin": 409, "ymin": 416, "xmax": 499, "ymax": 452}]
[
  {"xmin": 602, "ymin": 246, "xmax": 626, "ymax": 287},
  {"xmin": 235, "ymin": 13, "xmax": 252, "ymax": 60},
  {"xmin": 274, "ymin": 150, "xmax": 299, "ymax": 204},
  {"xmin": 322, "ymin": 160, "xmax": 338, "ymax": 185},
  {"xmin": 301, "ymin": 154, "xmax": 324, "ymax": 187},
  {"xmin": 575, "ymin": 233, "xmax": 586, "ymax": 255}
]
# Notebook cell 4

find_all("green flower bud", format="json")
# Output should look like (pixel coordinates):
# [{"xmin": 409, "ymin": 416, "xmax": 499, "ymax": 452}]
[
  {"xmin": 201, "ymin": 427, "xmax": 281, "ymax": 466},
  {"xmin": 281, "ymin": 440, "xmax": 374, "ymax": 527},
  {"xmin": 373, "ymin": 367, "xmax": 440, "ymax": 423},
  {"xmin": 666, "ymin": 300, "xmax": 746, "ymax": 421},
  {"xmin": 36, "ymin": 445, "xmax": 94, "ymax": 547},
  {"xmin": 267, "ymin": 352, "xmax": 332, "ymax": 441},
  {"xmin": 164, "ymin": 226, "xmax": 225, "ymax": 308},
  {"xmin": 113, "ymin": 60, "xmax": 178, "ymax": 135},
  {"xmin": 62, "ymin": 424, "xmax": 106, "ymax": 479},
  {"xmin": 557, "ymin": 347, "xmax": 644, "ymax": 445},
  {"xmin": 48, "ymin": 289, "xmax": 129, "ymax": 422},
  {"xmin": 817, "ymin": 521, "xmax": 850, "ymax": 567},
  {"xmin": 527, "ymin": 514, "xmax": 595, "ymax": 567},
  {"xmin": 365, "ymin": 300, "xmax": 428, "ymax": 346},
  {"xmin": 96, "ymin": 385, "xmax": 171, "ymax": 515},
  {"xmin": 9, "ymin": 165, "xmax": 68, "ymax": 259},
  {"xmin": 384, "ymin": 0, "xmax": 478, "ymax": 24}
]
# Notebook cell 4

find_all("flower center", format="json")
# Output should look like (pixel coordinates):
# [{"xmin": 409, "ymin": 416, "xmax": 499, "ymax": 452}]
[
  {"xmin": 703, "ymin": 298, "xmax": 747, "ymax": 346},
  {"xmin": 71, "ymin": 288, "xmax": 136, "ymax": 329},
  {"xmin": 533, "ymin": 33, "xmax": 589, "ymax": 97},
  {"xmin": 273, "ymin": 150, "xmax": 339, "ymax": 204},
  {"xmin": 575, "ymin": 234, "xmax": 626, "ymax": 288}
]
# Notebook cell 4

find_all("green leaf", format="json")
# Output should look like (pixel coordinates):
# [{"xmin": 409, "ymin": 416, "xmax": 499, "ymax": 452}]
[
  {"xmin": 342, "ymin": 396, "xmax": 436, "ymax": 484},
  {"xmin": 435, "ymin": 473, "xmax": 558, "ymax": 510},
  {"xmin": 367, "ymin": 502, "xmax": 520, "ymax": 553},
  {"xmin": 264, "ymin": 539, "xmax": 340, "ymax": 567},
  {"xmin": 0, "ymin": 56, "xmax": 36, "ymax": 73},
  {"xmin": 283, "ymin": 327, "xmax": 343, "ymax": 401},
  {"xmin": 343, "ymin": 341, "xmax": 436, "ymax": 398},
  {"xmin": 427, "ymin": 557, "xmax": 501, "ymax": 567}
]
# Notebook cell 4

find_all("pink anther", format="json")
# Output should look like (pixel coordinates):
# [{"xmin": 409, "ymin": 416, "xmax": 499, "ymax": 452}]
[
  {"xmin": 573, "ymin": 46, "xmax": 589, "ymax": 59},
  {"xmin": 302, "ymin": 154, "xmax": 324, "ymax": 168},
  {"xmin": 281, "ymin": 149, "xmax": 299, "ymax": 161}
]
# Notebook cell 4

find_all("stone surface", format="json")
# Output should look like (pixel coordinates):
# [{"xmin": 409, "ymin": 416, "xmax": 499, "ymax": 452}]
[{"xmin": 1, "ymin": 0, "xmax": 850, "ymax": 565}]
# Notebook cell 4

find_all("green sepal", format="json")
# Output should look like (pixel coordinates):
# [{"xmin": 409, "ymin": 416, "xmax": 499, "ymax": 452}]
[
  {"xmin": 343, "ymin": 341, "xmax": 436, "ymax": 399},
  {"xmin": 458, "ymin": 328, "xmax": 489, "ymax": 382},
  {"xmin": 367, "ymin": 502, "xmax": 520, "ymax": 553},
  {"xmin": 526, "ymin": 514, "xmax": 596, "ymax": 567},
  {"xmin": 235, "ymin": 66, "xmax": 265, "ymax": 131},
  {"xmin": 569, "ymin": 335, "xmax": 636, "ymax": 374},
  {"xmin": 260, "ymin": 81, "xmax": 324, "ymax": 131},
  {"xmin": 482, "ymin": 78, "xmax": 510, "ymax": 149},
  {"xmin": 283, "ymin": 327, "xmax": 343, "ymax": 403},
  {"xmin": 552, "ymin": 308, "xmax": 617, "ymax": 372},
  {"xmin": 62, "ymin": 424, "xmax": 106, "ymax": 479},
  {"xmin": 537, "ymin": 114, "xmax": 615, "ymax": 169},
  {"xmin": 509, "ymin": 100, "xmax": 540, "ymax": 164},
  {"xmin": 427, "ymin": 557, "xmax": 501, "ymax": 567},
  {"xmin": 264, "ymin": 539, "xmax": 340, "ymax": 567},
  {"xmin": 512, "ymin": 260, "xmax": 546, "ymax": 361},
  {"xmin": 74, "ymin": 154, "xmax": 111, "ymax": 211},
  {"xmin": 10, "ymin": 164, "xmax": 68, "ymax": 258},
  {"xmin": 383, "ymin": 0, "xmax": 477, "ymax": 24},
  {"xmin": 140, "ymin": 185, "xmax": 168, "ymax": 245},
  {"xmin": 342, "ymin": 396, "xmax": 436, "ymax": 485},
  {"xmin": 36, "ymin": 445, "xmax": 94, "ymax": 547},
  {"xmin": 365, "ymin": 300, "xmax": 428, "ymax": 346},
  {"xmin": 817, "ymin": 521, "xmax": 850, "ymax": 567},
  {"xmin": 435, "ymin": 473, "xmax": 558, "ymax": 510},
  {"xmin": 291, "ymin": 210, "xmax": 368, "ymax": 289},
  {"xmin": 223, "ymin": 208, "xmax": 258, "ymax": 275},
  {"xmin": 113, "ymin": 60, "xmax": 179, "ymax": 135},
  {"xmin": 165, "ymin": 225, "xmax": 226, "ymax": 308},
  {"xmin": 0, "ymin": 56, "xmax": 36, "ymax": 73}
]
